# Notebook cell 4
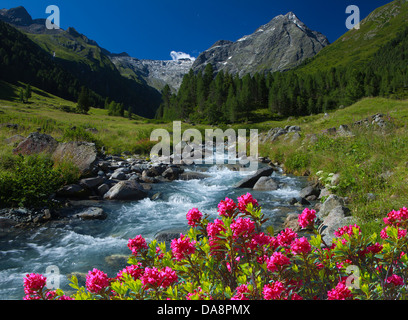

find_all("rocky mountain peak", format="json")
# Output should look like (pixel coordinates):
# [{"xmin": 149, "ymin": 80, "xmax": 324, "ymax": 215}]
[
  {"xmin": 192, "ymin": 11, "xmax": 329, "ymax": 77},
  {"xmin": 0, "ymin": 6, "xmax": 63, "ymax": 35},
  {"xmin": 0, "ymin": 6, "xmax": 33, "ymax": 26}
]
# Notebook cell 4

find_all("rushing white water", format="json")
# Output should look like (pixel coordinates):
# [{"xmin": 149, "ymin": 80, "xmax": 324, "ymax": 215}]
[{"xmin": 0, "ymin": 164, "xmax": 306, "ymax": 300}]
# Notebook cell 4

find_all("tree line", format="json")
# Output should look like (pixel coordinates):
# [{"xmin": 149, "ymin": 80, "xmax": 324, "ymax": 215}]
[{"xmin": 157, "ymin": 25, "xmax": 408, "ymax": 124}]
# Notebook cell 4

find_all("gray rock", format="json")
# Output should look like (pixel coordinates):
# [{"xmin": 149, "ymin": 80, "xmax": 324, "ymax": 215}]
[
  {"xmin": 299, "ymin": 185, "xmax": 320, "ymax": 199},
  {"xmin": 253, "ymin": 176, "xmax": 279, "ymax": 190},
  {"xmin": 288, "ymin": 126, "xmax": 301, "ymax": 133},
  {"xmin": 52, "ymin": 141, "xmax": 97, "ymax": 176},
  {"xmin": 162, "ymin": 166, "xmax": 183, "ymax": 181},
  {"xmin": 234, "ymin": 167, "xmax": 276, "ymax": 188},
  {"xmin": 110, "ymin": 170, "xmax": 127, "ymax": 180},
  {"xmin": 306, "ymin": 134, "xmax": 318, "ymax": 144},
  {"xmin": 291, "ymin": 132, "xmax": 301, "ymax": 142},
  {"xmin": 0, "ymin": 217, "xmax": 18, "ymax": 231},
  {"xmin": 97, "ymin": 184, "xmax": 110, "ymax": 196},
  {"xmin": 151, "ymin": 192, "xmax": 161, "ymax": 201},
  {"xmin": 337, "ymin": 124, "xmax": 354, "ymax": 137},
  {"xmin": 272, "ymin": 128, "xmax": 288, "ymax": 141},
  {"xmin": 57, "ymin": 184, "xmax": 91, "ymax": 199},
  {"xmin": 103, "ymin": 180, "xmax": 148, "ymax": 201},
  {"xmin": 283, "ymin": 213, "xmax": 301, "ymax": 232},
  {"xmin": 318, "ymin": 195, "xmax": 349, "ymax": 219},
  {"xmin": 305, "ymin": 195, "xmax": 317, "ymax": 202},
  {"xmin": 79, "ymin": 176, "xmax": 105, "ymax": 189},
  {"xmin": 13, "ymin": 132, "xmax": 58, "ymax": 155},
  {"xmin": 178, "ymin": 172, "xmax": 210, "ymax": 181},
  {"xmin": 43, "ymin": 209, "xmax": 51, "ymax": 220},
  {"xmin": 74, "ymin": 207, "xmax": 107, "ymax": 220},
  {"xmin": 319, "ymin": 206, "xmax": 353, "ymax": 246},
  {"xmin": 318, "ymin": 187, "xmax": 332, "ymax": 200},
  {"xmin": 97, "ymin": 161, "xmax": 110, "ymax": 171}
]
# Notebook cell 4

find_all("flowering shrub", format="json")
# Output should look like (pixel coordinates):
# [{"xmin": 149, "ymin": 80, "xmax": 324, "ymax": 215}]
[{"xmin": 23, "ymin": 196, "xmax": 408, "ymax": 300}]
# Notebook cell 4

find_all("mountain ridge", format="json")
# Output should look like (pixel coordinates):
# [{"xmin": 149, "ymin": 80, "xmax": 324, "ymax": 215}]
[
  {"xmin": 0, "ymin": 6, "xmax": 162, "ymax": 118},
  {"xmin": 192, "ymin": 12, "xmax": 329, "ymax": 76}
]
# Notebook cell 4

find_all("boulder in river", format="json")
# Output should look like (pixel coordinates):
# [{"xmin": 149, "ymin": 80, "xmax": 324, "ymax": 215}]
[
  {"xmin": 253, "ymin": 176, "xmax": 279, "ymax": 191},
  {"xmin": 74, "ymin": 207, "xmax": 107, "ymax": 220},
  {"xmin": 178, "ymin": 172, "xmax": 210, "ymax": 180},
  {"xmin": 162, "ymin": 166, "xmax": 184, "ymax": 181},
  {"xmin": 103, "ymin": 180, "xmax": 148, "ymax": 201},
  {"xmin": 234, "ymin": 166, "xmax": 277, "ymax": 188}
]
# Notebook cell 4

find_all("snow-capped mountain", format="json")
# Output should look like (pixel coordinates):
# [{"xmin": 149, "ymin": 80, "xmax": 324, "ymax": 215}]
[
  {"xmin": 109, "ymin": 54, "xmax": 194, "ymax": 92},
  {"xmin": 192, "ymin": 12, "xmax": 329, "ymax": 76}
]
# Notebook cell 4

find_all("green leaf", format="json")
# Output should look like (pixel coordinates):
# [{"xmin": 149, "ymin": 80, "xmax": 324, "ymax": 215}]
[
  {"xmin": 310, "ymin": 234, "xmax": 322, "ymax": 247},
  {"xmin": 224, "ymin": 286, "xmax": 232, "ymax": 299},
  {"xmin": 68, "ymin": 275, "xmax": 79, "ymax": 290},
  {"xmin": 111, "ymin": 281, "xmax": 128, "ymax": 296},
  {"xmin": 361, "ymin": 283, "xmax": 369, "ymax": 294}
]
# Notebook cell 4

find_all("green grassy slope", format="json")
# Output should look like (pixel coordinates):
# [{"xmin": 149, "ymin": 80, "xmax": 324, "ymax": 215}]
[
  {"xmin": 297, "ymin": 0, "xmax": 408, "ymax": 73},
  {"xmin": 0, "ymin": 81, "xmax": 166, "ymax": 155},
  {"xmin": 259, "ymin": 97, "xmax": 408, "ymax": 235}
]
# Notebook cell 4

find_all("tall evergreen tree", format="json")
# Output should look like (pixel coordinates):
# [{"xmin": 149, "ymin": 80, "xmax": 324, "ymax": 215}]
[{"xmin": 77, "ymin": 86, "xmax": 91, "ymax": 114}]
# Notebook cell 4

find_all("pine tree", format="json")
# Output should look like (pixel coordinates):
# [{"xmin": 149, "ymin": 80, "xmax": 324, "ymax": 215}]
[
  {"xmin": 77, "ymin": 86, "xmax": 91, "ymax": 114},
  {"xmin": 19, "ymin": 88, "xmax": 25, "ymax": 103},
  {"xmin": 24, "ymin": 84, "xmax": 32, "ymax": 103}
]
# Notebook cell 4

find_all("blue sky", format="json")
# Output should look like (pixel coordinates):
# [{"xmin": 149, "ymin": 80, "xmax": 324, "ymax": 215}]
[{"xmin": 1, "ymin": 0, "xmax": 393, "ymax": 60}]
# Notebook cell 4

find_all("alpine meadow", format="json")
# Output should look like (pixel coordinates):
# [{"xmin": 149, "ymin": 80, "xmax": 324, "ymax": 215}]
[{"xmin": 0, "ymin": 0, "xmax": 408, "ymax": 304}]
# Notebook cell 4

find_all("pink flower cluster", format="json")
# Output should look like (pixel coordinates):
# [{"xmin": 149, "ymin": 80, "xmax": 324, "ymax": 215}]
[
  {"xmin": 128, "ymin": 235, "xmax": 148, "ymax": 256},
  {"xmin": 230, "ymin": 217, "xmax": 255, "ymax": 239},
  {"xmin": 386, "ymin": 274, "xmax": 404, "ymax": 286},
  {"xmin": 277, "ymin": 228, "xmax": 297, "ymax": 247},
  {"xmin": 237, "ymin": 193, "xmax": 259, "ymax": 213},
  {"xmin": 231, "ymin": 284, "xmax": 251, "ymax": 300},
  {"xmin": 207, "ymin": 218, "xmax": 226, "ymax": 238},
  {"xmin": 298, "ymin": 208, "xmax": 316, "ymax": 229},
  {"xmin": 86, "ymin": 268, "xmax": 110, "ymax": 294},
  {"xmin": 23, "ymin": 273, "xmax": 47, "ymax": 295},
  {"xmin": 217, "ymin": 197, "xmax": 237, "ymax": 217},
  {"xmin": 263, "ymin": 281, "xmax": 285, "ymax": 300},
  {"xmin": 25, "ymin": 193, "xmax": 408, "ymax": 300},
  {"xmin": 249, "ymin": 232, "xmax": 277, "ymax": 253},
  {"xmin": 171, "ymin": 234, "xmax": 196, "ymax": 261},
  {"xmin": 186, "ymin": 208, "xmax": 203, "ymax": 227},
  {"xmin": 334, "ymin": 224, "xmax": 361, "ymax": 238},
  {"xmin": 291, "ymin": 237, "xmax": 312, "ymax": 255},
  {"xmin": 116, "ymin": 263, "xmax": 144, "ymax": 281},
  {"xmin": 327, "ymin": 281, "xmax": 353, "ymax": 300},
  {"xmin": 383, "ymin": 207, "xmax": 408, "ymax": 225},
  {"xmin": 207, "ymin": 219, "xmax": 226, "ymax": 255},
  {"xmin": 266, "ymin": 252, "xmax": 290, "ymax": 272},
  {"xmin": 140, "ymin": 266, "xmax": 177, "ymax": 289}
]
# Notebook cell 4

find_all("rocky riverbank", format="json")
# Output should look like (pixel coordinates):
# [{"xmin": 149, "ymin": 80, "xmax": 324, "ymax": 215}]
[{"xmin": 1, "ymin": 130, "xmax": 354, "ymax": 246}]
